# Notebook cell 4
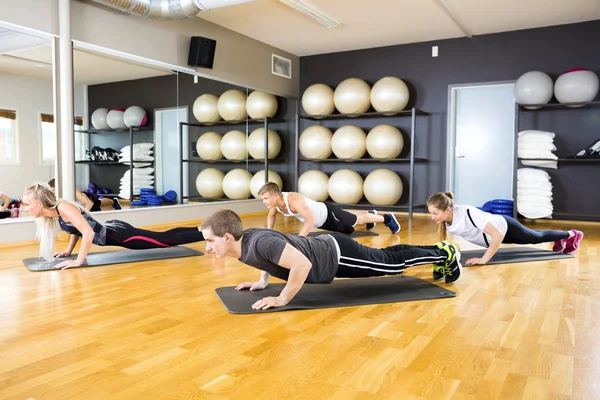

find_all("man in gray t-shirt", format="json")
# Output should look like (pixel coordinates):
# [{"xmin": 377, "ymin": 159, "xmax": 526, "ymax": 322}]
[{"xmin": 200, "ymin": 210, "xmax": 462, "ymax": 311}]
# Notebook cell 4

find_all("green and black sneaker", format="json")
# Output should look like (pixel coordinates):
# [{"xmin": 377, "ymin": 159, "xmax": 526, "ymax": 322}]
[{"xmin": 434, "ymin": 241, "xmax": 462, "ymax": 283}]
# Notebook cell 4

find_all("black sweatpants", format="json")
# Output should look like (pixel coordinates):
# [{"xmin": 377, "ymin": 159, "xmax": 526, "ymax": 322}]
[
  {"xmin": 319, "ymin": 203, "xmax": 358, "ymax": 234},
  {"xmin": 331, "ymin": 234, "xmax": 448, "ymax": 278},
  {"xmin": 502, "ymin": 216, "xmax": 570, "ymax": 244},
  {"xmin": 104, "ymin": 221, "xmax": 204, "ymax": 249}
]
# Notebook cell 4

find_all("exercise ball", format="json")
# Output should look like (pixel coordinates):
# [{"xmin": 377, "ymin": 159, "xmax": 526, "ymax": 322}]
[
  {"xmin": 331, "ymin": 125, "xmax": 367, "ymax": 159},
  {"xmin": 106, "ymin": 108, "xmax": 127, "ymax": 130},
  {"xmin": 514, "ymin": 71, "xmax": 554, "ymax": 109},
  {"xmin": 364, "ymin": 169, "xmax": 403, "ymax": 206},
  {"xmin": 298, "ymin": 170, "xmax": 329, "ymax": 202},
  {"xmin": 195, "ymin": 168, "xmax": 225, "ymax": 198},
  {"xmin": 248, "ymin": 128, "xmax": 281, "ymax": 159},
  {"xmin": 220, "ymin": 130, "xmax": 247, "ymax": 160},
  {"xmin": 366, "ymin": 124, "xmax": 404, "ymax": 159},
  {"xmin": 91, "ymin": 108, "xmax": 110, "ymax": 130},
  {"xmin": 333, "ymin": 78, "xmax": 371, "ymax": 115},
  {"xmin": 246, "ymin": 90, "xmax": 278, "ymax": 119},
  {"xmin": 250, "ymin": 170, "xmax": 283, "ymax": 199},
  {"xmin": 370, "ymin": 77, "xmax": 409, "ymax": 113},
  {"xmin": 301, "ymin": 83, "xmax": 335, "ymax": 117},
  {"xmin": 123, "ymin": 106, "xmax": 147, "ymax": 128},
  {"xmin": 196, "ymin": 132, "xmax": 223, "ymax": 160},
  {"xmin": 299, "ymin": 125, "xmax": 333, "ymax": 159},
  {"xmin": 222, "ymin": 168, "xmax": 252, "ymax": 199},
  {"xmin": 217, "ymin": 89, "xmax": 247, "ymax": 121},
  {"xmin": 193, "ymin": 94, "xmax": 221, "ymax": 123},
  {"xmin": 328, "ymin": 169, "xmax": 364, "ymax": 204},
  {"xmin": 554, "ymin": 69, "xmax": 599, "ymax": 106}
]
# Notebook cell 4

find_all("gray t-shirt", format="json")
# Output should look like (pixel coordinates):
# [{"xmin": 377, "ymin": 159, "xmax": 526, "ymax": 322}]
[{"xmin": 239, "ymin": 228, "xmax": 339, "ymax": 283}]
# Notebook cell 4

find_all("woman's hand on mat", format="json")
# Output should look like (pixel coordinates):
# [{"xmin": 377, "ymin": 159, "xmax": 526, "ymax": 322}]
[
  {"xmin": 53, "ymin": 250, "xmax": 72, "ymax": 258},
  {"xmin": 235, "ymin": 281, "xmax": 268, "ymax": 291},
  {"xmin": 466, "ymin": 257, "xmax": 486, "ymax": 265},
  {"xmin": 55, "ymin": 259, "xmax": 83, "ymax": 270},
  {"xmin": 252, "ymin": 296, "xmax": 285, "ymax": 310}
]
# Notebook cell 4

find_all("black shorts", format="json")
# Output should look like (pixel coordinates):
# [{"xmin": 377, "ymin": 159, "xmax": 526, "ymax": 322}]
[
  {"xmin": 318, "ymin": 202, "xmax": 358, "ymax": 234},
  {"xmin": 83, "ymin": 192, "xmax": 102, "ymax": 212}
]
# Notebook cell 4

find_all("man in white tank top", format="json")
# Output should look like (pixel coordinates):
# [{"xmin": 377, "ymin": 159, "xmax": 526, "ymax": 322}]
[{"xmin": 258, "ymin": 182, "xmax": 401, "ymax": 236}]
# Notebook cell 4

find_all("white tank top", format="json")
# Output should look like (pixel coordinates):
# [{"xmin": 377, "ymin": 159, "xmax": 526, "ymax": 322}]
[{"xmin": 276, "ymin": 192, "xmax": 328, "ymax": 228}]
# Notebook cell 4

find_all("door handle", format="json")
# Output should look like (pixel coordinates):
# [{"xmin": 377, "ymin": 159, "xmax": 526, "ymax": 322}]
[
  {"xmin": 455, "ymin": 156, "xmax": 465, "ymax": 159},
  {"xmin": 455, "ymin": 146, "xmax": 465, "ymax": 159}
]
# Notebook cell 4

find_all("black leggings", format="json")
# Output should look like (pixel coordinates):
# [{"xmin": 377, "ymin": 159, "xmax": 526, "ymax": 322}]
[
  {"xmin": 331, "ymin": 234, "xmax": 447, "ymax": 278},
  {"xmin": 0, "ymin": 210, "xmax": 11, "ymax": 219},
  {"xmin": 104, "ymin": 221, "xmax": 204, "ymax": 249},
  {"xmin": 319, "ymin": 203, "xmax": 358, "ymax": 234},
  {"xmin": 502, "ymin": 216, "xmax": 570, "ymax": 245}
]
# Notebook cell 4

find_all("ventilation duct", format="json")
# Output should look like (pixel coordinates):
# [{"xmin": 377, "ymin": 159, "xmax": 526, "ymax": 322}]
[{"xmin": 89, "ymin": 0, "xmax": 256, "ymax": 19}]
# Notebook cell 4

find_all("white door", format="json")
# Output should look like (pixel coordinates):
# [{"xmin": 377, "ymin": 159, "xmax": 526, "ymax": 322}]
[
  {"xmin": 155, "ymin": 107, "xmax": 189, "ymax": 198},
  {"xmin": 447, "ymin": 83, "xmax": 515, "ymax": 207}
]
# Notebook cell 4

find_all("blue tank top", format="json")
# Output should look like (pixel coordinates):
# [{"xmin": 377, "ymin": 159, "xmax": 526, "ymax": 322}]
[{"xmin": 56, "ymin": 202, "xmax": 107, "ymax": 246}]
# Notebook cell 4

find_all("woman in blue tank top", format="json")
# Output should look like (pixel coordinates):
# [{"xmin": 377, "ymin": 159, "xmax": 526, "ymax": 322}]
[{"xmin": 22, "ymin": 183, "xmax": 205, "ymax": 270}]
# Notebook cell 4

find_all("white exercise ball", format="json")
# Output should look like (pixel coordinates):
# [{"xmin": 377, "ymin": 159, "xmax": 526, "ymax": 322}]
[
  {"xmin": 217, "ymin": 89, "xmax": 247, "ymax": 121},
  {"xmin": 554, "ymin": 69, "xmax": 599, "ymax": 106},
  {"xmin": 246, "ymin": 91, "xmax": 278, "ymax": 119},
  {"xmin": 193, "ymin": 94, "xmax": 221, "ymax": 123},
  {"xmin": 91, "ymin": 108, "xmax": 110, "ymax": 130},
  {"xmin": 328, "ymin": 169, "xmax": 364, "ymax": 204},
  {"xmin": 514, "ymin": 71, "xmax": 554, "ymax": 109},
  {"xmin": 196, "ymin": 132, "xmax": 223, "ymax": 160},
  {"xmin": 250, "ymin": 170, "xmax": 283, "ymax": 199},
  {"xmin": 106, "ymin": 108, "xmax": 127, "ymax": 130},
  {"xmin": 195, "ymin": 168, "xmax": 225, "ymax": 198},
  {"xmin": 298, "ymin": 170, "xmax": 329, "ymax": 202},
  {"xmin": 123, "ymin": 106, "xmax": 148, "ymax": 128},
  {"xmin": 331, "ymin": 125, "xmax": 367, "ymax": 159},
  {"xmin": 220, "ymin": 130, "xmax": 247, "ymax": 160},
  {"xmin": 222, "ymin": 168, "xmax": 252, "ymax": 199},
  {"xmin": 299, "ymin": 125, "xmax": 333, "ymax": 159},
  {"xmin": 301, "ymin": 83, "xmax": 335, "ymax": 117},
  {"xmin": 364, "ymin": 169, "xmax": 403, "ymax": 206},
  {"xmin": 370, "ymin": 77, "xmax": 409, "ymax": 113},
  {"xmin": 248, "ymin": 128, "xmax": 281, "ymax": 159},
  {"xmin": 334, "ymin": 78, "xmax": 371, "ymax": 115},
  {"xmin": 366, "ymin": 124, "xmax": 404, "ymax": 159}
]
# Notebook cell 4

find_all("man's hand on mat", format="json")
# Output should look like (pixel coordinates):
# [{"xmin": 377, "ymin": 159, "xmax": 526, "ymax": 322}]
[
  {"xmin": 235, "ymin": 281, "xmax": 268, "ymax": 291},
  {"xmin": 252, "ymin": 296, "xmax": 285, "ymax": 310},
  {"xmin": 55, "ymin": 259, "xmax": 83, "ymax": 270},
  {"xmin": 466, "ymin": 257, "xmax": 486, "ymax": 265},
  {"xmin": 53, "ymin": 250, "xmax": 71, "ymax": 258}
]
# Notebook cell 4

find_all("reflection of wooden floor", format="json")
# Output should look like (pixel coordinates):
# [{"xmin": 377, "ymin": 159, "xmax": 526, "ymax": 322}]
[{"xmin": 0, "ymin": 213, "xmax": 598, "ymax": 399}]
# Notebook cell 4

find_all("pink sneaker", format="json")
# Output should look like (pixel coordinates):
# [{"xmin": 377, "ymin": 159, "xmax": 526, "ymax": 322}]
[
  {"xmin": 11, "ymin": 208, "xmax": 19, "ymax": 218},
  {"xmin": 563, "ymin": 230, "xmax": 584, "ymax": 254},
  {"xmin": 552, "ymin": 239, "xmax": 566, "ymax": 252}
]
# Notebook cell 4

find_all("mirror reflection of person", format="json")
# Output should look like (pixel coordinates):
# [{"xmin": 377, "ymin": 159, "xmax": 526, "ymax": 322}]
[
  {"xmin": 48, "ymin": 179, "xmax": 121, "ymax": 212},
  {"xmin": 0, "ymin": 190, "xmax": 20, "ymax": 218}
]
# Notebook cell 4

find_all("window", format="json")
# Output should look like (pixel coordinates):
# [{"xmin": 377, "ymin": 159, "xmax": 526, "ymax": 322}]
[
  {"xmin": 0, "ymin": 109, "xmax": 19, "ymax": 164},
  {"xmin": 39, "ymin": 114, "xmax": 86, "ymax": 165}
]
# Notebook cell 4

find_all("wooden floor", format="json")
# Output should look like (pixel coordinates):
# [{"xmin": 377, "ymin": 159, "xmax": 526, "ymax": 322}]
[{"xmin": 0, "ymin": 213, "xmax": 599, "ymax": 400}]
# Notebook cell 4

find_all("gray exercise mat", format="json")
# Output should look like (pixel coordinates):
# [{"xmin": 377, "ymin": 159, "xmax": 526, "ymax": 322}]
[
  {"xmin": 462, "ymin": 246, "xmax": 574, "ymax": 266},
  {"xmin": 215, "ymin": 275, "xmax": 455, "ymax": 314},
  {"xmin": 307, "ymin": 230, "xmax": 379, "ymax": 238},
  {"xmin": 23, "ymin": 246, "xmax": 204, "ymax": 271}
]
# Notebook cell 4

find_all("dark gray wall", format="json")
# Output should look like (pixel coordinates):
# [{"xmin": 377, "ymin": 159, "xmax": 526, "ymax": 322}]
[{"xmin": 300, "ymin": 20, "xmax": 600, "ymax": 219}]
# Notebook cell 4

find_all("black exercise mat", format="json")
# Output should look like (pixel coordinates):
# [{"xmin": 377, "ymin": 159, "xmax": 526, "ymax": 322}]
[
  {"xmin": 23, "ymin": 246, "xmax": 203, "ymax": 271},
  {"xmin": 462, "ymin": 246, "xmax": 574, "ymax": 266},
  {"xmin": 215, "ymin": 275, "xmax": 455, "ymax": 314},
  {"xmin": 307, "ymin": 230, "xmax": 379, "ymax": 238}
]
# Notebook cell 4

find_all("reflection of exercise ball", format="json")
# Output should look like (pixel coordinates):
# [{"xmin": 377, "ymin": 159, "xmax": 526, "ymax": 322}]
[
  {"xmin": 123, "ymin": 106, "xmax": 147, "ymax": 128},
  {"xmin": 370, "ymin": 77, "xmax": 409, "ymax": 113},
  {"xmin": 328, "ymin": 169, "xmax": 363, "ymax": 204},
  {"xmin": 299, "ymin": 125, "xmax": 333, "ymax": 159},
  {"xmin": 107, "ymin": 108, "xmax": 127, "ymax": 129},
  {"xmin": 366, "ymin": 124, "xmax": 404, "ymax": 159},
  {"xmin": 248, "ymin": 128, "xmax": 281, "ymax": 159},
  {"xmin": 193, "ymin": 94, "xmax": 221, "ymax": 123},
  {"xmin": 195, "ymin": 168, "xmax": 225, "ymax": 198},
  {"xmin": 217, "ymin": 90, "xmax": 247, "ymax": 121},
  {"xmin": 364, "ymin": 169, "xmax": 403, "ymax": 206},
  {"xmin": 331, "ymin": 125, "xmax": 366, "ymax": 159},
  {"xmin": 196, "ymin": 132, "xmax": 222, "ymax": 160},
  {"xmin": 298, "ymin": 170, "xmax": 329, "ymax": 202},
  {"xmin": 554, "ymin": 69, "xmax": 599, "ymax": 106},
  {"xmin": 91, "ymin": 108, "xmax": 110, "ymax": 130},
  {"xmin": 246, "ymin": 91, "xmax": 278, "ymax": 119},
  {"xmin": 250, "ymin": 170, "xmax": 283, "ymax": 198},
  {"xmin": 514, "ymin": 71, "xmax": 554, "ymax": 109},
  {"xmin": 334, "ymin": 78, "xmax": 371, "ymax": 115},
  {"xmin": 220, "ymin": 130, "xmax": 247, "ymax": 160},
  {"xmin": 301, "ymin": 83, "xmax": 335, "ymax": 117},
  {"xmin": 222, "ymin": 168, "xmax": 252, "ymax": 199}
]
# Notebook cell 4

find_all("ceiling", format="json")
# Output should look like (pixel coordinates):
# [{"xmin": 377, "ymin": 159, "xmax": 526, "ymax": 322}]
[{"xmin": 197, "ymin": 0, "xmax": 600, "ymax": 56}]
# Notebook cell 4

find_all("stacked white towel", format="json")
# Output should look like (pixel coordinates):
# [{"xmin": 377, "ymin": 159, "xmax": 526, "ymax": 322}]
[
  {"xmin": 518, "ymin": 130, "xmax": 557, "ymax": 169},
  {"xmin": 517, "ymin": 168, "xmax": 553, "ymax": 219},
  {"xmin": 119, "ymin": 143, "xmax": 154, "ymax": 168},
  {"xmin": 119, "ymin": 167, "xmax": 155, "ymax": 199}
]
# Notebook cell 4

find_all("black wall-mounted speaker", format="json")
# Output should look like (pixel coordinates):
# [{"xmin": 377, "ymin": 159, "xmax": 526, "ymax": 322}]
[{"xmin": 188, "ymin": 36, "xmax": 217, "ymax": 69}]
